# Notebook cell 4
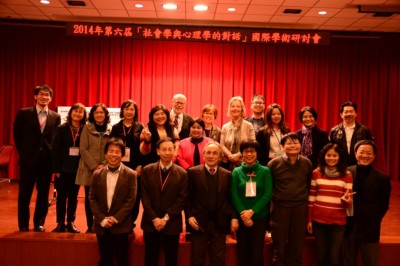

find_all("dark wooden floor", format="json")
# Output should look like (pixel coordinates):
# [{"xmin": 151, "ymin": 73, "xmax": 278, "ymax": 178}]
[{"xmin": 0, "ymin": 179, "xmax": 399, "ymax": 266}]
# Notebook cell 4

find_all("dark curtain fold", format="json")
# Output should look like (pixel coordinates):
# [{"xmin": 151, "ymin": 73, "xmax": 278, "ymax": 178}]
[{"xmin": 1, "ymin": 24, "xmax": 399, "ymax": 181}]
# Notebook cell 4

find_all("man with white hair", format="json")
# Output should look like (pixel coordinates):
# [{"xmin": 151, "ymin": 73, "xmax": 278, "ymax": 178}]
[{"xmin": 170, "ymin": 93, "xmax": 192, "ymax": 140}]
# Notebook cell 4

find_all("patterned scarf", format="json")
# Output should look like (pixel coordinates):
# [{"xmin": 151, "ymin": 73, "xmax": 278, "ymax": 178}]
[{"xmin": 301, "ymin": 125, "xmax": 313, "ymax": 157}]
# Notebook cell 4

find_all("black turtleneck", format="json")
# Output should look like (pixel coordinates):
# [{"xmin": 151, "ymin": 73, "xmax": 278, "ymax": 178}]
[{"xmin": 354, "ymin": 165, "xmax": 372, "ymax": 196}]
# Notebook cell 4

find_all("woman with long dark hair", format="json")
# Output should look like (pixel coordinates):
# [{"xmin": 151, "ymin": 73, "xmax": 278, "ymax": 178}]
[
  {"xmin": 307, "ymin": 143, "xmax": 353, "ymax": 266},
  {"xmin": 76, "ymin": 103, "xmax": 112, "ymax": 233},
  {"xmin": 52, "ymin": 103, "xmax": 87, "ymax": 233}
]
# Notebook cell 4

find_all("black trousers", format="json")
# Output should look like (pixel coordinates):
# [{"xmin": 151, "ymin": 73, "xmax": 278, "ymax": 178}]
[
  {"xmin": 131, "ymin": 176, "xmax": 141, "ymax": 227},
  {"xmin": 54, "ymin": 172, "xmax": 80, "ymax": 223},
  {"xmin": 313, "ymin": 222, "xmax": 345, "ymax": 266},
  {"xmin": 97, "ymin": 230, "xmax": 129, "ymax": 266},
  {"xmin": 84, "ymin": 185, "xmax": 93, "ymax": 230},
  {"xmin": 143, "ymin": 232, "xmax": 180, "ymax": 266},
  {"xmin": 236, "ymin": 217, "xmax": 267, "ymax": 266},
  {"xmin": 190, "ymin": 221, "xmax": 226, "ymax": 266},
  {"xmin": 18, "ymin": 155, "xmax": 52, "ymax": 229}
]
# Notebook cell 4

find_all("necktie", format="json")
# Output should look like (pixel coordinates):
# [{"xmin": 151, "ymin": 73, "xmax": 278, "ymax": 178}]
[
  {"xmin": 174, "ymin": 115, "xmax": 179, "ymax": 129},
  {"xmin": 38, "ymin": 110, "xmax": 47, "ymax": 133},
  {"xmin": 210, "ymin": 168, "xmax": 215, "ymax": 175}
]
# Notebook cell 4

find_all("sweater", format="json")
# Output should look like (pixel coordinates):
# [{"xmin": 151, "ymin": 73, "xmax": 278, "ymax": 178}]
[
  {"xmin": 267, "ymin": 155, "xmax": 313, "ymax": 207},
  {"xmin": 231, "ymin": 161, "xmax": 272, "ymax": 220},
  {"xmin": 308, "ymin": 169, "xmax": 353, "ymax": 225}
]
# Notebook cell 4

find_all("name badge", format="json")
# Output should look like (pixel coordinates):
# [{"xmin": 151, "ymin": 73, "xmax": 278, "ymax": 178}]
[
  {"xmin": 69, "ymin": 147, "xmax": 79, "ymax": 156},
  {"xmin": 245, "ymin": 181, "xmax": 256, "ymax": 197},
  {"xmin": 275, "ymin": 150, "xmax": 284, "ymax": 157},
  {"xmin": 122, "ymin": 147, "xmax": 130, "ymax": 162}
]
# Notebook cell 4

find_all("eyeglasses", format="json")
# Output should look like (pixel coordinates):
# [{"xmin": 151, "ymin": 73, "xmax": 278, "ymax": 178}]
[
  {"xmin": 252, "ymin": 101, "xmax": 264, "ymax": 105},
  {"xmin": 174, "ymin": 101, "xmax": 186, "ymax": 105}
]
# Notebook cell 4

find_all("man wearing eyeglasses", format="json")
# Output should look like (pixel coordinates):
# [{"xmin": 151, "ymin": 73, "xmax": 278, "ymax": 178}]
[
  {"xmin": 170, "ymin": 93, "xmax": 193, "ymax": 140},
  {"xmin": 245, "ymin": 94, "xmax": 266, "ymax": 135},
  {"xmin": 13, "ymin": 84, "xmax": 61, "ymax": 232}
]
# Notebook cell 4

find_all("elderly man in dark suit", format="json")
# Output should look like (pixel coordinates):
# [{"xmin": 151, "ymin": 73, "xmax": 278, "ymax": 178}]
[
  {"xmin": 186, "ymin": 142, "xmax": 239, "ymax": 266},
  {"xmin": 141, "ymin": 137, "xmax": 188, "ymax": 266},
  {"xmin": 89, "ymin": 137, "xmax": 137, "ymax": 266},
  {"xmin": 343, "ymin": 140, "xmax": 391, "ymax": 266},
  {"xmin": 13, "ymin": 84, "xmax": 61, "ymax": 232},
  {"xmin": 170, "ymin": 93, "xmax": 193, "ymax": 140}
]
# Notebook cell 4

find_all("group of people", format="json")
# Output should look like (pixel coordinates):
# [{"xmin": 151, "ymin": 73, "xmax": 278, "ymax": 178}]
[{"xmin": 13, "ymin": 85, "xmax": 391, "ymax": 266}]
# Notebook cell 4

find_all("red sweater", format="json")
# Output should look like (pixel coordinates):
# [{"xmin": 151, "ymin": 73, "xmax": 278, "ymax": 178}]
[{"xmin": 308, "ymin": 169, "xmax": 353, "ymax": 225}]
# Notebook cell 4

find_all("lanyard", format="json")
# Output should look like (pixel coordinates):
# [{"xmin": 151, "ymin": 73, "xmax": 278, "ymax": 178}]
[{"xmin": 69, "ymin": 126, "xmax": 79, "ymax": 147}]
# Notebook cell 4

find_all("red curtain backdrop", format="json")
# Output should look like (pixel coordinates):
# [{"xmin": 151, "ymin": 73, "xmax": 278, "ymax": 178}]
[{"xmin": 1, "ymin": 24, "xmax": 399, "ymax": 181}]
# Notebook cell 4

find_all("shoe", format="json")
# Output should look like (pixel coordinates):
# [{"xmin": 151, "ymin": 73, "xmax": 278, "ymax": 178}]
[
  {"xmin": 52, "ymin": 223, "xmax": 66, "ymax": 233},
  {"xmin": 19, "ymin": 227, "xmax": 29, "ymax": 232},
  {"xmin": 66, "ymin": 222, "xmax": 80, "ymax": 233},
  {"xmin": 33, "ymin": 226, "xmax": 45, "ymax": 232},
  {"xmin": 86, "ymin": 228, "xmax": 94, "ymax": 234}
]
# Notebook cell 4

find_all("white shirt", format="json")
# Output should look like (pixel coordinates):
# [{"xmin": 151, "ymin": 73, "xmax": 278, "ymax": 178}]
[
  {"xmin": 106, "ymin": 165, "xmax": 121, "ymax": 211},
  {"xmin": 170, "ymin": 109, "xmax": 183, "ymax": 133},
  {"xmin": 344, "ymin": 124, "xmax": 355, "ymax": 154}
]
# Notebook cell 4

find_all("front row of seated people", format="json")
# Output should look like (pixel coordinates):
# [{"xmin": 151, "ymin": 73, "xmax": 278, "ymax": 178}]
[{"xmin": 88, "ymin": 135, "xmax": 390, "ymax": 266}]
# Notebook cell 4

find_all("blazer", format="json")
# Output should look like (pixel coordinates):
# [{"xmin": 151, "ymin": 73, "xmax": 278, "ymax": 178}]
[
  {"xmin": 185, "ymin": 165, "xmax": 237, "ymax": 234},
  {"xmin": 295, "ymin": 126, "xmax": 329, "ymax": 168},
  {"xmin": 76, "ymin": 123, "xmax": 112, "ymax": 186},
  {"xmin": 348, "ymin": 165, "xmax": 391, "ymax": 243},
  {"xmin": 140, "ymin": 162, "xmax": 188, "ymax": 235},
  {"xmin": 178, "ymin": 113, "xmax": 193, "ymax": 140},
  {"xmin": 52, "ymin": 123, "xmax": 83, "ymax": 174},
  {"xmin": 89, "ymin": 164, "xmax": 137, "ymax": 235},
  {"xmin": 330, "ymin": 122, "xmax": 373, "ymax": 166},
  {"xmin": 13, "ymin": 106, "xmax": 61, "ymax": 171},
  {"xmin": 177, "ymin": 137, "xmax": 212, "ymax": 169}
]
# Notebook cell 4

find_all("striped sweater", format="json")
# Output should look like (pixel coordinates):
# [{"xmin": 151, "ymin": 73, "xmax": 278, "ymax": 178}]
[{"xmin": 308, "ymin": 169, "xmax": 353, "ymax": 225}]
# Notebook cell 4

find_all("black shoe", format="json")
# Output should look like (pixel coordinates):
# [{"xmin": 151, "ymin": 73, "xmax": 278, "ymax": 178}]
[
  {"xmin": 66, "ymin": 222, "xmax": 80, "ymax": 233},
  {"xmin": 85, "ymin": 228, "xmax": 93, "ymax": 234},
  {"xmin": 19, "ymin": 227, "xmax": 29, "ymax": 232},
  {"xmin": 52, "ymin": 223, "xmax": 66, "ymax": 233},
  {"xmin": 33, "ymin": 226, "xmax": 45, "ymax": 232}
]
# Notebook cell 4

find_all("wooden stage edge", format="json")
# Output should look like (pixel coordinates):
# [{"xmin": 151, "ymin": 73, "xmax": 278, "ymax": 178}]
[{"xmin": 0, "ymin": 181, "xmax": 399, "ymax": 266}]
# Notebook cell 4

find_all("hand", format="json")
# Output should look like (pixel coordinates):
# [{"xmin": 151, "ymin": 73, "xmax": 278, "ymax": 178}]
[
  {"xmin": 53, "ymin": 173, "xmax": 60, "ymax": 178},
  {"xmin": 341, "ymin": 189, "xmax": 355, "ymax": 204},
  {"xmin": 141, "ymin": 125, "xmax": 152, "ymax": 142},
  {"xmin": 240, "ymin": 209, "xmax": 254, "ymax": 222},
  {"xmin": 244, "ymin": 219, "xmax": 254, "ymax": 227},
  {"xmin": 188, "ymin": 217, "xmax": 199, "ymax": 231},
  {"xmin": 102, "ymin": 217, "xmax": 114, "ymax": 228},
  {"xmin": 229, "ymin": 153, "xmax": 242, "ymax": 163},
  {"xmin": 231, "ymin": 219, "xmax": 239, "ymax": 232},
  {"xmin": 307, "ymin": 222, "xmax": 313, "ymax": 234},
  {"xmin": 152, "ymin": 218, "xmax": 166, "ymax": 232},
  {"xmin": 135, "ymin": 166, "xmax": 142, "ymax": 177}
]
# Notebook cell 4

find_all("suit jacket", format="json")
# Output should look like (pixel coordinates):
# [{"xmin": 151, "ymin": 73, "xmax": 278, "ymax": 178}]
[
  {"xmin": 89, "ymin": 164, "xmax": 137, "ymax": 235},
  {"xmin": 348, "ymin": 165, "xmax": 391, "ymax": 243},
  {"xmin": 295, "ymin": 126, "xmax": 329, "ymax": 168},
  {"xmin": 330, "ymin": 122, "xmax": 373, "ymax": 166},
  {"xmin": 140, "ymin": 162, "xmax": 188, "ymax": 235},
  {"xmin": 178, "ymin": 113, "xmax": 193, "ymax": 140},
  {"xmin": 185, "ymin": 165, "xmax": 237, "ymax": 234},
  {"xmin": 13, "ymin": 106, "xmax": 61, "ymax": 171}
]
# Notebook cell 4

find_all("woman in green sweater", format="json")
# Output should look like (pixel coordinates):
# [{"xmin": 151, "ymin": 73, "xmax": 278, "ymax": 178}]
[{"xmin": 231, "ymin": 140, "xmax": 273, "ymax": 266}]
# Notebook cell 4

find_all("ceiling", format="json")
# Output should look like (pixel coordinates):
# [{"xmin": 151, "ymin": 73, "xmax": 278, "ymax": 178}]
[{"xmin": 0, "ymin": 0, "xmax": 399, "ymax": 32}]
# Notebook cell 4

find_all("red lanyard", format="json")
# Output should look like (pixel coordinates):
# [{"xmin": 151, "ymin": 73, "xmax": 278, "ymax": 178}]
[{"xmin": 69, "ymin": 126, "xmax": 79, "ymax": 147}]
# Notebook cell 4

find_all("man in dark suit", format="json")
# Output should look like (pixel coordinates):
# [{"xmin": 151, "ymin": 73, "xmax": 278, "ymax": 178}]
[
  {"xmin": 330, "ymin": 101, "xmax": 373, "ymax": 166},
  {"xmin": 343, "ymin": 140, "xmax": 391, "ymax": 266},
  {"xmin": 186, "ymin": 142, "xmax": 238, "ymax": 266},
  {"xmin": 170, "ymin": 93, "xmax": 193, "ymax": 140},
  {"xmin": 141, "ymin": 137, "xmax": 188, "ymax": 266},
  {"xmin": 89, "ymin": 137, "xmax": 137, "ymax": 266},
  {"xmin": 13, "ymin": 84, "xmax": 61, "ymax": 232}
]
